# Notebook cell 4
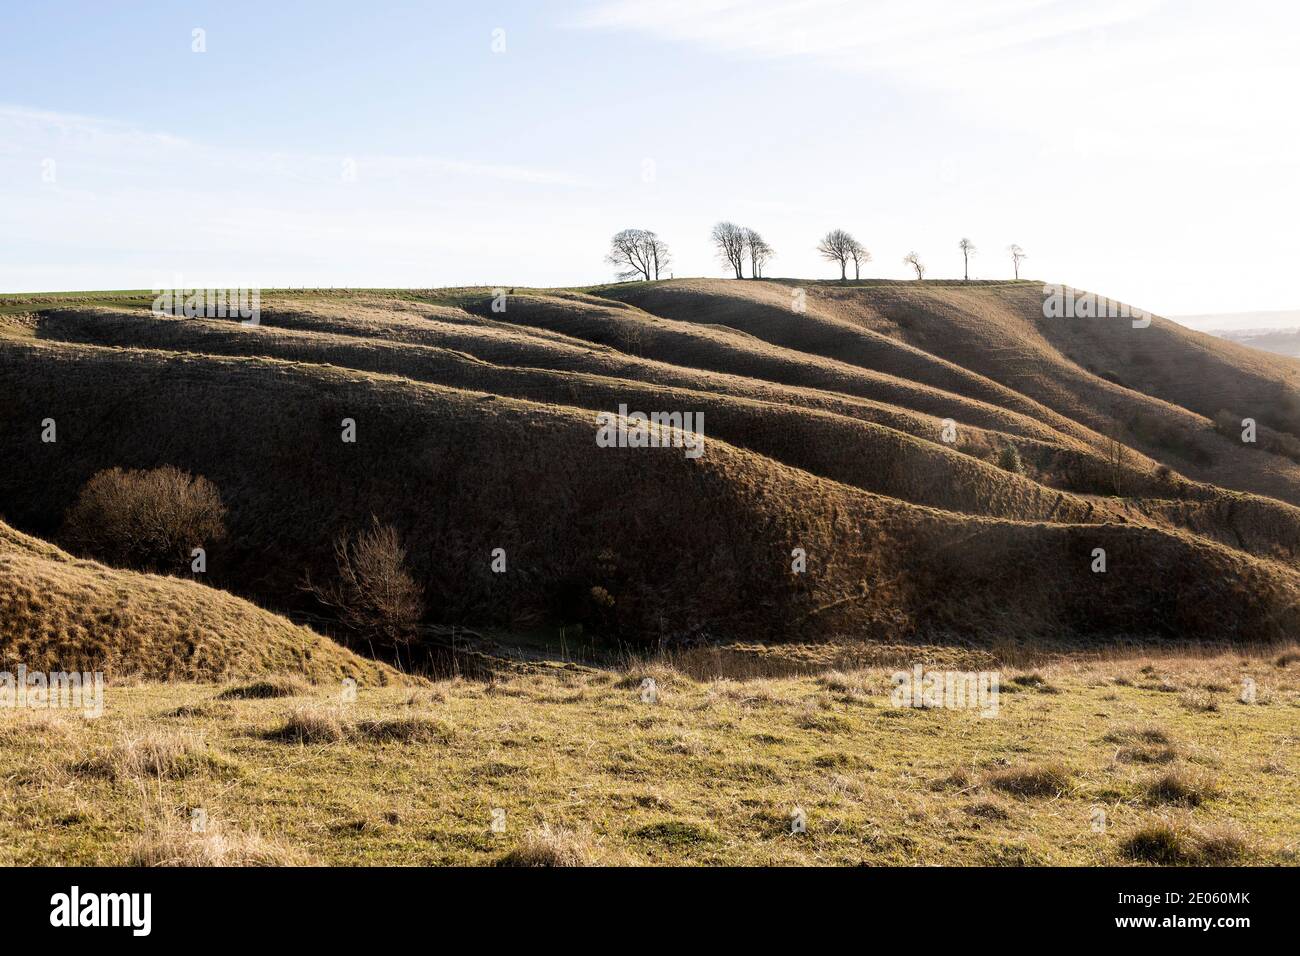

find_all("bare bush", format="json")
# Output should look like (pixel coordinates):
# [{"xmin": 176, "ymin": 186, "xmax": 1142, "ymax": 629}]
[
  {"xmin": 60, "ymin": 466, "xmax": 226, "ymax": 574},
  {"xmin": 306, "ymin": 517, "xmax": 425, "ymax": 649}
]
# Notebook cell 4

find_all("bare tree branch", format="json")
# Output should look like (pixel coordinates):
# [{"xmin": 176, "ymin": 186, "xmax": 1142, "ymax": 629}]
[{"xmin": 903, "ymin": 251, "xmax": 926, "ymax": 280}]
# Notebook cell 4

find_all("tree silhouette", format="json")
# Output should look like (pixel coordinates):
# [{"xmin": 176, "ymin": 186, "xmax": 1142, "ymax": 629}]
[
  {"xmin": 903, "ymin": 251, "xmax": 926, "ymax": 280},
  {"xmin": 817, "ymin": 229, "xmax": 856, "ymax": 280},
  {"xmin": 711, "ymin": 221, "xmax": 747, "ymax": 278},
  {"xmin": 1008, "ymin": 244, "xmax": 1027, "ymax": 279},
  {"xmin": 744, "ymin": 229, "xmax": 774, "ymax": 278},
  {"xmin": 959, "ymin": 238, "xmax": 976, "ymax": 280}
]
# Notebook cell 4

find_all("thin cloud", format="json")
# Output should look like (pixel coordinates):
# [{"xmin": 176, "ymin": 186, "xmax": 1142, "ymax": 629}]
[{"xmin": 0, "ymin": 105, "xmax": 585, "ymax": 188}]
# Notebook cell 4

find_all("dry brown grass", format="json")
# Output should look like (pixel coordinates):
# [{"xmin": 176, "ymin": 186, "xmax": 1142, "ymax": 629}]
[
  {"xmin": 267, "ymin": 706, "xmax": 346, "ymax": 744},
  {"xmin": 496, "ymin": 825, "xmax": 597, "ymax": 867},
  {"xmin": 1, "ymin": 658, "xmax": 1293, "ymax": 866},
  {"xmin": 1120, "ymin": 819, "xmax": 1250, "ymax": 864},
  {"xmin": 352, "ymin": 716, "xmax": 453, "ymax": 744},
  {"xmin": 0, "ymin": 518, "xmax": 396, "ymax": 683},
  {"xmin": 79, "ymin": 729, "xmax": 215, "ymax": 780},
  {"xmin": 218, "ymin": 675, "xmax": 311, "ymax": 700},
  {"xmin": 1145, "ymin": 767, "xmax": 1218, "ymax": 806},
  {"xmin": 984, "ymin": 762, "xmax": 1073, "ymax": 797},
  {"xmin": 130, "ymin": 814, "xmax": 311, "ymax": 866},
  {"xmin": 0, "ymin": 710, "xmax": 73, "ymax": 743},
  {"xmin": 1104, "ymin": 723, "xmax": 1180, "ymax": 764}
]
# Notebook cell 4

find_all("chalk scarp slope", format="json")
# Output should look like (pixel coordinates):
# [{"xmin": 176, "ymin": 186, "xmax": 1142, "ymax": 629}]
[{"xmin": 2, "ymin": 336, "xmax": 1298, "ymax": 646}]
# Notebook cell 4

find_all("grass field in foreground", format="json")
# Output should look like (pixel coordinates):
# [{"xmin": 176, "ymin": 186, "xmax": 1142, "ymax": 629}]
[{"xmin": 1, "ymin": 646, "xmax": 1296, "ymax": 866}]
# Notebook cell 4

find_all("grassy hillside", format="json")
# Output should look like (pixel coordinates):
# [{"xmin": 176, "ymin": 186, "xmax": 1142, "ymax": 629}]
[
  {"xmin": 6, "ymin": 281, "xmax": 1300, "ymax": 650},
  {"xmin": 601, "ymin": 280, "xmax": 1300, "ymax": 504},
  {"xmin": 5, "ymin": 332, "xmax": 1300, "ymax": 644},
  {"xmin": 0, "ymin": 519, "xmax": 394, "ymax": 683}
]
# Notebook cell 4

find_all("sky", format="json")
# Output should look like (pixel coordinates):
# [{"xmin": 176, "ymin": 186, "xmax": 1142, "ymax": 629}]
[{"xmin": 2, "ymin": 0, "xmax": 1298, "ymax": 317}]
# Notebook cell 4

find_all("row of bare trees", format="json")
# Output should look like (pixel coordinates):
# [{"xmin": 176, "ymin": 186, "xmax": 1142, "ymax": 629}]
[
  {"xmin": 829, "ymin": 233, "xmax": 1027, "ymax": 282},
  {"xmin": 816, "ymin": 229, "xmax": 871, "ymax": 280},
  {"xmin": 710, "ymin": 221, "xmax": 774, "ymax": 278},
  {"xmin": 605, "ymin": 227, "xmax": 1029, "ymax": 282},
  {"xmin": 955, "ymin": 238, "xmax": 1028, "ymax": 280}
]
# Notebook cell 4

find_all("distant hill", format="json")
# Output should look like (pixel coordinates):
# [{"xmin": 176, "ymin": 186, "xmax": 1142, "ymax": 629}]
[
  {"xmin": 1211, "ymin": 327, "xmax": 1300, "ymax": 359},
  {"xmin": 1172, "ymin": 309, "xmax": 1300, "ymax": 358},
  {"xmin": 1173, "ymin": 308, "xmax": 1300, "ymax": 334}
]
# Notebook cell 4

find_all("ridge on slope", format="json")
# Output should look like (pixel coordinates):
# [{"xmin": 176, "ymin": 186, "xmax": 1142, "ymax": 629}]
[
  {"xmin": 462, "ymin": 289, "xmax": 1116, "ymax": 454},
  {"xmin": 30, "ymin": 306, "xmax": 1300, "ymax": 563},
  {"xmin": 2, "ymin": 335, "xmax": 1297, "ymax": 647},
  {"xmin": 241, "ymin": 297, "xmax": 1101, "ymax": 454},
  {"xmin": 612, "ymin": 279, "xmax": 1300, "ymax": 507},
  {"xmin": 30, "ymin": 307, "xmax": 1133, "ymax": 524}
]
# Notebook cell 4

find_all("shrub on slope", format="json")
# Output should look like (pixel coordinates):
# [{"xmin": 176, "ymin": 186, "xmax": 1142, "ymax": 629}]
[{"xmin": 60, "ymin": 465, "xmax": 226, "ymax": 574}]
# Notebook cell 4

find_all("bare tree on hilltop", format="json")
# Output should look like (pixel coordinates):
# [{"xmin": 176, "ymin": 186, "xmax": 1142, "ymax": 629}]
[
  {"xmin": 644, "ymin": 232, "xmax": 670, "ymax": 279},
  {"xmin": 1008, "ymin": 244, "xmax": 1027, "ymax": 279},
  {"xmin": 817, "ymin": 229, "xmax": 858, "ymax": 280},
  {"xmin": 744, "ymin": 228, "xmax": 774, "ymax": 278},
  {"xmin": 903, "ymin": 251, "xmax": 926, "ymax": 280},
  {"xmin": 848, "ymin": 238, "xmax": 871, "ymax": 280},
  {"xmin": 959, "ymin": 237, "xmax": 976, "ymax": 280},
  {"xmin": 711, "ymin": 221, "xmax": 748, "ymax": 278},
  {"xmin": 605, "ymin": 228, "xmax": 669, "ymax": 281}
]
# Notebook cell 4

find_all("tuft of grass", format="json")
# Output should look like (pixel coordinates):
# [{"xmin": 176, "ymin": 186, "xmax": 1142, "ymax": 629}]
[
  {"xmin": 1179, "ymin": 690, "xmax": 1220, "ymax": 713},
  {"xmin": 164, "ymin": 702, "xmax": 233, "ymax": 719},
  {"xmin": 932, "ymin": 766, "xmax": 974, "ymax": 791},
  {"xmin": 1104, "ymin": 724, "xmax": 1178, "ymax": 763},
  {"xmin": 0, "ymin": 711, "xmax": 71, "ymax": 743},
  {"xmin": 963, "ymin": 799, "xmax": 1010, "ymax": 821},
  {"xmin": 1104, "ymin": 723, "xmax": 1172, "ymax": 746},
  {"xmin": 130, "ymin": 816, "xmax": 311, "ymax": 866},
  {"xmin": 496, "ymin": 826, "xmax": 595, "ymax": 867},
  {"xmin": 267, "ymin": 706, "xmax": 345, "ymax": 744},
  {"xmin": 1193, "ymin": 823, "xmax": 1250, "ymax": 863},
  {"xmin": 632, "ymin": 820, "xmax": 719, "ymax": 847},
  {"xmin": 1145, "ymin": 768, "xmax": 1217, "ymax": 806},
  {"xmin": 79, "ymin": 730, "xmax": 215, "ymax": 781},
  {"xmin": 352, "ymin": 716, "xmax": 454, "ymax": 744},
  {"xmin": 1120, "ymin": 822, "xmax": 1191, "ymax": 864},
  {"xmin": 1119, "ymin": 820, "xmax": 1248, "ymax": 864},
  {"xmin": 218, "ymin": 675, "xmax": 311, "ymax": 700},
  {"xmin": 985, "ymin": 762, "xmax": 1072, "ymax": 797},
  {"xmin": 1009, "ymin": 672, "xmax": 1059, "ymax": 693}
]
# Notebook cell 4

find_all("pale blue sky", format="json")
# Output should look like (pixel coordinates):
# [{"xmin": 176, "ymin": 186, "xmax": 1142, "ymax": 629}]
[{"xmin": 2, "ymin": 0, "xmax": 1297, "ymax": 316}]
